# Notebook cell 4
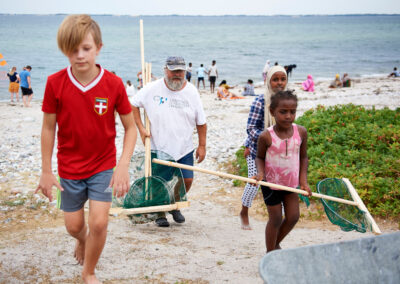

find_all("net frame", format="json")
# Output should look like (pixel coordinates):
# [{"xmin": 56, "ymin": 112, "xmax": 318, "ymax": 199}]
[
  {"xmin": 317, "ymin": 178, "xmax": 369, "ymax": 233},
  {"xmin": 151, "ymin": 159, "xmax": 382, "ymax": 234},
  {"xmin": 109, "ymin": 151, "xmax": 189, "ymax": 217}
]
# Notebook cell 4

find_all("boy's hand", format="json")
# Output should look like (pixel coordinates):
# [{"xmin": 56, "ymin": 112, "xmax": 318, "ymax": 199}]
[
  {"xmin": 300, "ymin": 183, "xmax": 312, "ymax": 197},
  {"xmin": 35, "ymin": 172, "xmax": 63, "ymax": 202},
  {"xmin": 110, "ymin": 165, "xmax": 130, "ymax": 198}
]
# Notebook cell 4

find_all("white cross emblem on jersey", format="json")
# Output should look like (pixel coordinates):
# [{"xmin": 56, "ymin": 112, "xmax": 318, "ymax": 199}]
[{"xmin": 94, "ymin": 98, "xmax": 108, "ymax": 115}]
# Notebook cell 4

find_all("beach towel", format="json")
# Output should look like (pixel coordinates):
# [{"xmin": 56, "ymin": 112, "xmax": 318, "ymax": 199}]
[
  {"xmin": 302, "ymin": 75, "xmax": 315, "ymax": 92},
  {"xmin": 264, "ymin": 65, "xmax": 288, "ymax": 128}
]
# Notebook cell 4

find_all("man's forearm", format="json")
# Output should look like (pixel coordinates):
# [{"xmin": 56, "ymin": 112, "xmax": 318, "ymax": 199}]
[{"xmin": 196, "ymin": 124, "xmax": 207, "ymax": 146}]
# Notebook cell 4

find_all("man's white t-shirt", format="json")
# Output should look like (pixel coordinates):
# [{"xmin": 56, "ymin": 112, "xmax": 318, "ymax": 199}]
[
  {"xmin": 209, "ymin": 65, "xmax": 218, "ymax": 77},
  {"xmin": 131, "ymin": 78, "xmax": 206, "ymax": 160}
]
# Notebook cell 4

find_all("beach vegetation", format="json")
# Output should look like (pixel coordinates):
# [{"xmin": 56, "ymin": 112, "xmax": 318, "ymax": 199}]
[{"xmin": 232, "ymin": 104, "xmax": 400, "ymax": 221}]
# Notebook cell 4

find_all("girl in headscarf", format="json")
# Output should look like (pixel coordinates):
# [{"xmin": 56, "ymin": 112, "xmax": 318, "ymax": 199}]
[
  {"xmin": 329, "ymin": 74, "xmax": 342, "ymax": 88},
  {"xmin": 240, "ymin": 65, "xmax": 288, "ymax": 230},
  {"xmin": 302, "ymin": 74, "xmax": 315, "ymax": 92}
]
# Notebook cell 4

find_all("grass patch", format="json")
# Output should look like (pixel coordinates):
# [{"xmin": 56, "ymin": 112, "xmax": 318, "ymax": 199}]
[{"xmin": 231, "ymin": 104, "xmax": 400, "ymax": 222}]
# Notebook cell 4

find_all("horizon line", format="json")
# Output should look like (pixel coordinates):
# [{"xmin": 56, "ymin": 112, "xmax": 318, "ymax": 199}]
[{"xmin": 1, "ymin": 13, "xmax": 400, "ymax": 17}]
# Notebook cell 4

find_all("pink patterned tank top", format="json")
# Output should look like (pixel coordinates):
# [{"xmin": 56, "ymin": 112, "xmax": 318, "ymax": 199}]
[{"xmin": 265, "ymin": 124, "xmax": 302, "ymax": 190}]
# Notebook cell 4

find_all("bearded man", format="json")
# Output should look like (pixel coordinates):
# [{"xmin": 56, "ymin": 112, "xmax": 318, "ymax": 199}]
[{"xmin": 131, "ymin": 56, "xmax": 207, "ymax": 227}]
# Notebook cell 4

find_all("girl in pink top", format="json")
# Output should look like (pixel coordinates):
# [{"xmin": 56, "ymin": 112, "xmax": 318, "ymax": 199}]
[
  {"xmin": 302, "ymin": 74, "xmax": 315, "ymax": 92},
  {"xmin": 255, "ymin": 90, "xmax": 312, "ymax": 253}
]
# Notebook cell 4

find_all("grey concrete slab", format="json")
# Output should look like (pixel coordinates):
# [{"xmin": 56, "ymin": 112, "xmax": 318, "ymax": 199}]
[{"xmin": 259, "ymin": 232, "xmax": 400, "ymax": 284}]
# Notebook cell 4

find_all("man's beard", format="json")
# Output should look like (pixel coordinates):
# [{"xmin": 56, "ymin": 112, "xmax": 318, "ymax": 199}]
[{"xmin": 165, "ymin": 76, "xmax": 185, "ymax": 91}]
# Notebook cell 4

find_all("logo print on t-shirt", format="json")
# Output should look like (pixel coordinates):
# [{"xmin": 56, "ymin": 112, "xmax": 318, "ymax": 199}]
[
  {"xmin": 94, "ymin": 98, "xmax": 108, "ymax": 115},
  {"xmin": 153, "ymin": 96, "xmax": 168, "ymax": 105}
]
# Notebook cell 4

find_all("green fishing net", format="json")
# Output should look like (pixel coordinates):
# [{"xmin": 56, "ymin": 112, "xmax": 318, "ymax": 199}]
[
  {"xmin": 112, "ymin": 150, "xmax": 186, "ymax": 223},
  {"xmin": 316, "ymin": 178, "xmax": 370, "ymax": 233}
]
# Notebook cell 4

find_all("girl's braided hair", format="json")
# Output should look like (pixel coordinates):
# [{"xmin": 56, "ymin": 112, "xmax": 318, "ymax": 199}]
[{"xmin": 270, "ymin": 90, "xmax": 297, "ymax": 110}]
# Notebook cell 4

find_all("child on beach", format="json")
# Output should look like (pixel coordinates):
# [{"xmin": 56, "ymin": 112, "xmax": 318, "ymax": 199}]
[
  {"xmin": 217, "ymin": 80, "xmax": 244, "ymax": 99},
  {"xmin": 35, "ymin": 15, "xmax": 137, "ymax": 283},
  {"xmin": 240, "ymin": 66, "xmax": 287, "ymax": 230},
  {"xmin": 329, "ymin": 74, "xmax": 342, "ymax": 88},
  {"xmin": 243, "ymin": 79, "xmax": 257, "ymax": 96},
  {"xmin": 302, "ymin": 74, "xmax": 315, "ymax": 92},
  {"xmin": 254, "ymin": 90, "xmax": 311, "ymax": 252},
  {"xmin": 388, "ymin": 67, "xmax": 400, "ymax": 78},
  {"xmin": 7, "ymin": 66, "xmax": 20, "ymax": 103}
]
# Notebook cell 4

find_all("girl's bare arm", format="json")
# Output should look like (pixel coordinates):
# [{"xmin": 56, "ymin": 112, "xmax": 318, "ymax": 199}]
[
  {"xmin": 298, "ymin": 125, "xmax": 312, "ymax": 195},
  {"xmin": 254, "ymin": 131, "xmax": 271, "ymax": 181}
]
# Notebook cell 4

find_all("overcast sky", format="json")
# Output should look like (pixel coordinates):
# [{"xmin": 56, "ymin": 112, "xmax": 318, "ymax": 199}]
[{"xmin": 2, "ymin": 0, "xmax": 400, "ymax": 15}]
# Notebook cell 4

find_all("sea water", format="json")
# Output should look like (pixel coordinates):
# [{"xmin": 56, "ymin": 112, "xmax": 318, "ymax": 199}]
[{"xmin": 0, "ymin": 14, "xmax": 399, "ymax": 101}]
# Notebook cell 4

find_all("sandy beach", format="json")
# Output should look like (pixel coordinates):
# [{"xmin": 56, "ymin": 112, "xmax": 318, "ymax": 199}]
[{"xmin": 0, "ymin": 76, "xmax": 399, "ymax": 283}]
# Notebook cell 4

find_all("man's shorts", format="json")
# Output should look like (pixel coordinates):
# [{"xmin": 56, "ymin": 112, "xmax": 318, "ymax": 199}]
[
  {"xmin": 261, "ymin": 185, "xmax": 294, "ymax": 206},
  {"xmin": 21, "ymin": 86, "xmax": 33, "ymax": 95},
  {"xmin": 209, "ymin": 76, "xmax": 216, "ymax": 83},
  {"xmin": 9, "ymin": 82, "xmax": 19, "ymax": 93},
  {"xmin": 59, "ymin": 169, "xmax": 113, "ymax": 212},
  {"xmin": 198, "ymin": 77, "xmax": 204, "ymax": 82},
  {"xmin": 186, "ymin": 72, "xmax": 192, "ymax": 81},
  {"xmin": 177, "ymin": 150, "xmax": 194, "ymax": 179}
]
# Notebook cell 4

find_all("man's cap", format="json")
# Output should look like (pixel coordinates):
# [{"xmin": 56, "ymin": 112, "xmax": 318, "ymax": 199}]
[{"xmin": 165, "ymin": 56, "xmax": 186, "ymax": 71}]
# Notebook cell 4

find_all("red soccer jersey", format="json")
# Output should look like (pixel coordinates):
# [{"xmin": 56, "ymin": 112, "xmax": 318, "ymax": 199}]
[{"xmin": 42, "ymin": 65, "xmax": 132, "ymax": 179}]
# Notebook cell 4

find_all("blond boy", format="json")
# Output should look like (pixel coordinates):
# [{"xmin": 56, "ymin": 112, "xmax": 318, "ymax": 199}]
[{"xmin": 36, "ymin": 15, "xmax": 136, "ymax": 283}]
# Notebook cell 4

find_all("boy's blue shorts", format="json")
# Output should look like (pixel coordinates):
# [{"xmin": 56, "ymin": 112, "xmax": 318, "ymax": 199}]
[
  {"xmin": 59, "ymin": 168, "xmax": 113, "ymax": 212},
  {"xmin": 177, "ymin": 150, "xmax": 194, "ymax": 179}
]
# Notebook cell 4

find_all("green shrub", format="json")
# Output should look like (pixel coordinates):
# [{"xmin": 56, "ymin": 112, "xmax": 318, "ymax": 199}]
[
  {"xmin": 232, "ymin": 146, "xmax": 248, "ymax": 187},
  {"xmin": 233, "ymin": 104, "xmax": 400, "ymax": 220},
  {"xmin": 296, "ymin": 104, "xmax": 400, "ymax": 219}
]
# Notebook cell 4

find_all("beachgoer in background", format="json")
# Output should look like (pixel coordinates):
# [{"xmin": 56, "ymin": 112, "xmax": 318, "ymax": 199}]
[
  {"xmin": 7, "ymin": 66, "xmax": 20, "ymax": 103},
  {"xmin": 197, "ymin": 64, "xmax": 206, "ymax": 89},
  {"xmin": 329, "ymin": 74, "xmax": 342, "ymax": 88},
  {"xmin": 126, "ymin": 80, "xmax": 136, "ymax": 97},
  {"xmin": 240, "ymin": 65, "xmax": 288, "ymax": 230},
  {"xmin": 254, "ymin": 90, "xmax": 311, "ymax": 252},
  {"xmin": 131, "ymin": 56, "xmax": 207, "ymax": 228},
  {"xmin": 262, "ymin": 60, "xmax": 270, "ymax": 84},
  {"xmin": 274, "ymin": 62, "xmax": 279, "ymax": 66},
  {"xmin": 284, "ymin": 64, "xmax": 297, "ymax": 77},
  {"xmin": 137, "ymin": 70, "xmax": 156, "ymax": 89},
  {"xmin": 19, "ymin": 65, "xmax": 33, "ymax": 107},
  {"xmin": 36, "ymin": 14, "xmax": 137, "ymax": 284},
  {"xmin": 186, "ymin": 62, "xmax": 192, "ymax": 82},
  {"xmin": 302, "ymin": 74, "xmax": 315, "ymax": 92},
  {"xmin": 388, "ymin": 67, "xmax": 400, "ymax": 78},
  {"xmin": 217, "ymin": 80, "xmax": 243, "ymax": 100},
  {"xmin": 243, "ymin": 79, "xmax": 257, "ymax": 96},
  {"xmin": 342, "ymin": 73, "xmax": 352, "ymax": 87},
  {"xmin": 208, "ymin": 60, "xmax": 218, "ymax": 93}
]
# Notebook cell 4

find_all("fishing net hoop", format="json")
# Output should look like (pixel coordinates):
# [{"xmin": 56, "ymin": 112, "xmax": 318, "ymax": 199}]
[{"xmin": 316, "ymin": 178, "xmax": 374, "ymax": 233}]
